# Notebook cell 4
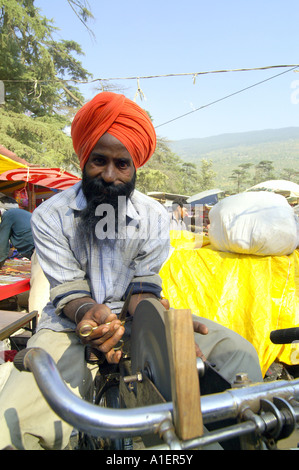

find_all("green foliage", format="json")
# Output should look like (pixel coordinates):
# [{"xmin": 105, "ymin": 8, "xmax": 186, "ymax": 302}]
[
  {"xmin": 170, "ymin": 128, "xmax": 299, "ymax": 191},
  {"xmin": 66, "ymin": 0, "xmax": 95, "ymax": 37},
  {"xmin": 0, "ymin": 107, "xmax": 79, "ymax": 170},
  {"xmin": 253, "ymin": 160, "xmax": 275, "ymax": 185},
  {"xmin": 135, "ymin": 138, "xmax": 215, "ymax": 195},
  {"xmin": 136, "ymin": 168, "xmax": 168, "ymax": 193},
  {"xmin": 197, "ymin": 159, "xmax": 217, "ymax": 191},
  {"xmin": 0, "ymin": 0, "xmax": 94, "ymax": 172},
  {"xmin": 0, "ymin": 0, "xmax": 91, "ymax": 115},
  {"xmin": 228, "ymin": 160, "xmax": 299, "ymax": 193}
]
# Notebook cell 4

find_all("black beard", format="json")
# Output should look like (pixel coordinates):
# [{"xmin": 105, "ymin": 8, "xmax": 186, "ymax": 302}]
[{"xmin": 79, "ymin": 168, "xmax": 136, "ymax": 240}]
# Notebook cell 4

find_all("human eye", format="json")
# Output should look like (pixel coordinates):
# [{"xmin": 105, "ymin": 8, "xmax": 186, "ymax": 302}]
[
  {"xmin": 117, "ymin": 159, "xmax": 130, "ymax": 170},
  {"xmin": 91, "ymin": 155, "xmax": 106, "ymax": 166}
]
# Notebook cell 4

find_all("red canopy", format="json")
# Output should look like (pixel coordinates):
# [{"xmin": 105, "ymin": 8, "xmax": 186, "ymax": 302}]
[{"xmin": 0, "ymin": 167, "xmax": 81, "ymax": 190}]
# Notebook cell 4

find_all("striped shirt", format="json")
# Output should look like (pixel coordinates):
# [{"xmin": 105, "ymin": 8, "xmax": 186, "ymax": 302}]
[{"xmin": 31, "ymin": 182, "xmax": 170, "ymax": 332}]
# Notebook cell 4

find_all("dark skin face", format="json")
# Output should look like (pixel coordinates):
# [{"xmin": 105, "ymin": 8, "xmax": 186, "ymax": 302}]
[
  {"xmin": 84, "ymin": 132, "xmax": 135, "ymax": 186},
  {"xmin": 79, "ymin": 133, "xmax": 137, "ymax": 237}
]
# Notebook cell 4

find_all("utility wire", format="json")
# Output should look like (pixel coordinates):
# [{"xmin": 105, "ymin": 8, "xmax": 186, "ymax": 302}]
[
  {"xmin": 155, "ymin": 66, "xmax": 298, "ymax": 129},
  {"xmin": 73, "ymin": 64, "xmax": 299, "ymax": 83},
  {"xmin": 1, "ymin": 64, "xmax": 298, "ymax": 84},
  {"xmin": 1, "ymin": 64, "xmax": 297, "ymax": 131}
]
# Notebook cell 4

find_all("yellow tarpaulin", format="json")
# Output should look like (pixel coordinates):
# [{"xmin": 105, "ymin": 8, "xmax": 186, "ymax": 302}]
[
  {"xmin": 160, "ymin": 231, "xmax": 299, "ymax": 377},
  {"xmin": 0, "ymin": 153, "xmax": 27, "ymax": 173}
]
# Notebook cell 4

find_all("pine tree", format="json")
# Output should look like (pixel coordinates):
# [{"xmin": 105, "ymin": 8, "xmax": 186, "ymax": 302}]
[{"xmin": 0, "ymin": 0, "xmax": 91, "ymax": 116}]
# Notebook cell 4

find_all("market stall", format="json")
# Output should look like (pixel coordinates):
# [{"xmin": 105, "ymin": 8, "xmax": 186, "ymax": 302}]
[
  {"xmin": 0, "ymin": 166, "xmax": 81, "ymax": 211},
  {"xmin": 0, "ymin": 259, "xmax": 31, "ymax": 302}
]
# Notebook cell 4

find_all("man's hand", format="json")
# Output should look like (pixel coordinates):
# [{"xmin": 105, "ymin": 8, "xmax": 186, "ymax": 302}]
[
  {"xmin": 76, "ymin": 304, "xmax": 125, "ymax": 364},
  {"xmin": 128, "ymin": 293, "xmax": 170, "ymax": 316},
  {"xmin": 74, "ymin": 295, "xmax": 168, "ymax": 364},
  {"xmin": 193, "ymin": 320, "xmax": 208, "ymax": 360},
  {"xmin": 75, "ymin": 299, "xmax": 208, "ymax": 364}
]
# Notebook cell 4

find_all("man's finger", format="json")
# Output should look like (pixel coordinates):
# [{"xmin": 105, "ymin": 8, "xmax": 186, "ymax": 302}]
[
  {"xmin": 193, "ymin": 321, "xmax": 209, "ymax": 335},
  {"xmin": 195, "ymin": 344, "xmax": 206, "ymax": 361},
  {"xmin": 96, "ymin": 324, "xmax": 125, "ymax": 352},
  {"xmin": 106, "ymin": 348, "xmax": 122, "ymax": 364}
]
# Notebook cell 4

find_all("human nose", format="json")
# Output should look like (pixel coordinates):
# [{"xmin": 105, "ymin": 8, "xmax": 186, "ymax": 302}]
[{"xmin": 101, "ymin": 163, "xmax": 116, "ymax": 183}]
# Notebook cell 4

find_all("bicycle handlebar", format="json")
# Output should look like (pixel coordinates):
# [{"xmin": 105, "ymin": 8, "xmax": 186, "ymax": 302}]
[
  {"xmin": 13, "ymin": 347, "xmax": 299, "ymax": 448},
  {"xmin": 14, "ymin": 347, "xmax": 173, "ymax": 439},
  {"xmin": 270, "ymin": 327, "xmax": 299, "ymax": 344}
]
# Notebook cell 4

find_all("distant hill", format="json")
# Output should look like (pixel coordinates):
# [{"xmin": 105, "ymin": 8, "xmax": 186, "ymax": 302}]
[{"xmin": 168, "ymin": 127, "xmax": 299, "ymax": 189}]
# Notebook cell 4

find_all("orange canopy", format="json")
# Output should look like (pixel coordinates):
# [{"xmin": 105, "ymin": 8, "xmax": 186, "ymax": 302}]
[{"xmin": 0, "ymin": 167, "xmax": 81, "ymax": 190}]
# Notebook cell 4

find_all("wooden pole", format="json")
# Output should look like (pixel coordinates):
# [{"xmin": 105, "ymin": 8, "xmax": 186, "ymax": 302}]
[
  {"xmin": 28, "ymin": 183, "xmax": 36, "ymax": 212},
  {"xmin": 164, "ymin": 308, "xmax": 203, "ymax": 440}
]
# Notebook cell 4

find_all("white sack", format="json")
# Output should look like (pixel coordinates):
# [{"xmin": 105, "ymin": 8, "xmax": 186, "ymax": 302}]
[{"xmin": 208, "ymin": 192, "xmax": 299, "ymax": 256}]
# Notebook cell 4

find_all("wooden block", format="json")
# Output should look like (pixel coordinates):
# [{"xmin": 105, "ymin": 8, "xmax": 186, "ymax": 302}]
[{"xmin": 164, "ymin": 308, "xmax": 203, "ymax": 440}]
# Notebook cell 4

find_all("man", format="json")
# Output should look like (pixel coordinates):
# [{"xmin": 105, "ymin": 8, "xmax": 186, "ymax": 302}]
[
  {"xmin": 0, "ymin": 92, "xmax": 262, "ymax": 450},
  {"xmin": 0, "ymin": 196, "xmax": 34, "ymax": 268},
  {"xmin": 169, "ymin": 198, "xmax": 188, "ymax": 230}
]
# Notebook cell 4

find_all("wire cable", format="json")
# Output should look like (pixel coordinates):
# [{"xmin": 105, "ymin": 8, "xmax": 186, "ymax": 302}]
[{"xmin": 155, "ymin": 66, "xmax": 298, "ymax": 129}]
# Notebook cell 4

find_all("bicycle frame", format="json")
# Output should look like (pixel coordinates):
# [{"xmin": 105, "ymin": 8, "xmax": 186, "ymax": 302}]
[{"xmin": 14, "ymin": 347, "xmax": 299, "ymax": 450}]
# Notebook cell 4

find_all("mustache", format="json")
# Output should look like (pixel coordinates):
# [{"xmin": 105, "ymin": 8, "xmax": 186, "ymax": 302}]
[
  {"xmin": 79, "ymin": 170, "xmax": 136, "ymax": 239},
  {"xmin": 81, "ymin": 170, "xmax": 136, "ymax": 204}
]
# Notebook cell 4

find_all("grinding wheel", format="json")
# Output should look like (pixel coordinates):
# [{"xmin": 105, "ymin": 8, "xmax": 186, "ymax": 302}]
[{"xmin": 130, "ymin": 298, "xmax": 172, "ymax": 402}]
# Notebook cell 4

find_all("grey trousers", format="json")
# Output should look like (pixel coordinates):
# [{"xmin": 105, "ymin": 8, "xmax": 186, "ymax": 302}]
[{"xmin": 0, "ymin": 318, "xmax": 263, "ymax": 450}]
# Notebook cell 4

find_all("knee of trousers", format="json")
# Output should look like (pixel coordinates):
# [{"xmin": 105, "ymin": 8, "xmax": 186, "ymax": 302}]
[{"xmin": 193, "ymin": 319, "xmax": 263, "ymax": 384}]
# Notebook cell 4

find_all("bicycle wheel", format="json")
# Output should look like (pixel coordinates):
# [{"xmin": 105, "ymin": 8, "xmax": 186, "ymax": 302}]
[{"xmin": 97, "ymin": 382, "xmax": 133, "ymax": 450}]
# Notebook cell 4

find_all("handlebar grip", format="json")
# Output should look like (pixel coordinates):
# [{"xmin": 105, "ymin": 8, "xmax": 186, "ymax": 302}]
[
  {"xmin": 13, "ymin": 348, "xmax": 33, "ymax": 372},
  {"xmin": 270, "ymin": 327, "xmax": 299, "ymax": 344}
]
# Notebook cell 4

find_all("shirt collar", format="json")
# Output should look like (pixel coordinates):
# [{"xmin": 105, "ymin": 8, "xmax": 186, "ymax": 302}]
[{"xmin": 69, "ymin": 183, "xmax": 86, "ymax": 211}]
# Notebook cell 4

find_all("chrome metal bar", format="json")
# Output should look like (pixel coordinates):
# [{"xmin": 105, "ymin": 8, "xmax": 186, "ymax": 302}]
[
  {"xmin": 201, "ymin": 379, "xmax": 299, "ymax": 424},
  {"xmin": 147, "ymin": 420, "xmax": 258, "ymax": 450},
  {"xmin": 19, "ymin": 348, "xmax": 173, "ymax": 438},
  {"xmin": 16, "ymin": 348, "xmax": 299, "ymax": 440}
]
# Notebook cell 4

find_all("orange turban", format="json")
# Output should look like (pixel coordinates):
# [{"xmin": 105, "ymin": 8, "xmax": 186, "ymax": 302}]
[{"xmin": 71, "ymin": 92, "xmax": 156, "ymax": 170}]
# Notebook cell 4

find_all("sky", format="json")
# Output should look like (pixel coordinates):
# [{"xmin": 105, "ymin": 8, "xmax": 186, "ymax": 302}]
[{"xmin": 35, "ymin": 0, "xmax": 299, "ymax": 143}]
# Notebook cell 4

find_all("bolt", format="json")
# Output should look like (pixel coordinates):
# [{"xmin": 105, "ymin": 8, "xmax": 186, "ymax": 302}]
[
  {"xmin": 123, "ymin": 372, "xmax": 143, "ymax": 384},
  {"xmin": 233, "ymin": 372, "xmax": 252, "ymax": 387}
]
